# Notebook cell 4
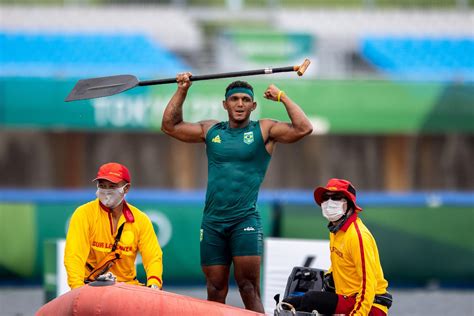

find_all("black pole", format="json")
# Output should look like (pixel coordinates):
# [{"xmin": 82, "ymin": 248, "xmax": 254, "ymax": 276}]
[
  {"xmin": 271, "ymin": 201, "xmax": 283, "ymax": 238},
  {"xmin": 138, "ymin": 66, "xmax": 296, "ymax": 87}
]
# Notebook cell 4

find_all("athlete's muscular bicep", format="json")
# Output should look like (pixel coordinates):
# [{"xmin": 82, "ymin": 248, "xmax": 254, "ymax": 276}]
[
  {"xmin": 161, "ymin": 72, "xmax": 218, "ymax": 143},
  {"xmin": 262, "ymin": 119, "xmax": 308, "ymax": 144},
  {"xmin": 164, "ymin": 120, "xmax": 217, "ymax": 143},
  {"xmin": 262, "ymin": 86, "xmax": 312, "ymax": 143}
]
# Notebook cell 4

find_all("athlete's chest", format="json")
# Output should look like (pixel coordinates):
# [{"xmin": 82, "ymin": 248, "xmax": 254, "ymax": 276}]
[{"xmin": 207, "ymin": 128, "xmax": 261, "ymax": 162}]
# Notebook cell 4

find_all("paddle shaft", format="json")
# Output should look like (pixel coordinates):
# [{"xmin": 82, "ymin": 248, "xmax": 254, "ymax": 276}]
[
  {"xmin": 64, "ymin": 59, "xmax": 310, "ymax": 101},
  {"xmin": 138, "ymin": 66, "xmax": 297, "ymax": 87}
]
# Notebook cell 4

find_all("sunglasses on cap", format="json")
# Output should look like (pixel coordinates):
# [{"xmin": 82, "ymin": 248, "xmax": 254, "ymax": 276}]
[{"xmin": 321, "ymin": 193, "xmax": 347, "ymax": 202}]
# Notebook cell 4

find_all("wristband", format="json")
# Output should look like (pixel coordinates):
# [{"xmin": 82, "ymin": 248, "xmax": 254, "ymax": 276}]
[{"xmin": 277, "ymin": 91, "xmax": 285, "ymax": 102}]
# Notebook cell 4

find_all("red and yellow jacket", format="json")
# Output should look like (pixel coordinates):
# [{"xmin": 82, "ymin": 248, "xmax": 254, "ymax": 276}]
[
  {"xmin": 329, "ymin": 213, "xmax": 388, "ymax": 315},
  {"xmin": 64, "ymin": 199, "xmax": 163, "ymax": 289}
]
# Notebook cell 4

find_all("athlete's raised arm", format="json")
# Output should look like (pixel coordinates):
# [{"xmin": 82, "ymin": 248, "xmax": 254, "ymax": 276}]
[
  {"xmin": 261, "ymin": 84, "xmax": 313, "ymax": 144},
  {"xmin": 161, "ymin": 72, "xmax": 217, "ymax": 143}
]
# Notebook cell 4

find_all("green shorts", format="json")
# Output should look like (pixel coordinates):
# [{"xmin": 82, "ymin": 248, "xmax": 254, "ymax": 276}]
[{"xmin": 200, "ymin": 214, "xmax": 263, "ymax": 266}]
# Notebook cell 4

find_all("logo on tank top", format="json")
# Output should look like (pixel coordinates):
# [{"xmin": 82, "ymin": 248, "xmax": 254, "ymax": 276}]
[
  {"xmin": 244, "ymin": 226, "xmax": 255, "ymax": 231},
  {"xmin": 243, "ymin": 131, "xmax": 254, "ymax": 144},
  {"xmin": 212, "ymin": 135, "xmax": 221, "ymax": 143}
]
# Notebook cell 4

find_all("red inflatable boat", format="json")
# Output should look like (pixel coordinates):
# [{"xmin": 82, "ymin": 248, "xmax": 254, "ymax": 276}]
[{"xmin": 36, "ymin": 282, "xmax": 264, "ymax": 316}]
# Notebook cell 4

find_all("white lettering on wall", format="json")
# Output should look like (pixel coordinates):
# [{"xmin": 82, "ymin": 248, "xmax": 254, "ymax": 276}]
[{"xmin": 92, "ymin": 95, "xmax": 262, "ymax": 128}]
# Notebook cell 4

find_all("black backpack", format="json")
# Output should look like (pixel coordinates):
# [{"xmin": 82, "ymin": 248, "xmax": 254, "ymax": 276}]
[
  {"xmin": 284, "ymin": 266, "xmax": 326, "ymax": 298},
  {"xmin": 274, "ymin": 266, "xmax": 327, "ymax": 316}
]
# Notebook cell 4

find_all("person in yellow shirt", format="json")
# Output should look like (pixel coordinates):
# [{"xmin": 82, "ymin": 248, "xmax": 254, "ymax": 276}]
[
  {"xmin": 283, "ymin": 178, "xmax": 392, "ymax": 315},
  {"xmin": 64, "ymin": 162, "xmax": 163, "ymax": 290}
]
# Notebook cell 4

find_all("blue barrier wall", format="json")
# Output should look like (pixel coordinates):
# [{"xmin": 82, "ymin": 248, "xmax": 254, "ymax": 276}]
[{"xmin": 1, "ymin": 189, "xmax": 473, "ymax": 286}]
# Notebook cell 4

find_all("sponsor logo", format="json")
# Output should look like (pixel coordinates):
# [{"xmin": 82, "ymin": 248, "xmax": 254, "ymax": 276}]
[
  {"xmin": 212, "ymin": 135, "xmax": 221, "ymax": 143},
  {"xmin": 121, "ymin": 231, "xmax": 134, "ymax": 245},
  {"xmin": 330, "ymin": 246, "xmax": 344, "ymax": 258},
  {"xmin": 244, "ymin": 226, "xmax": 255, "ymax": 232},
  {"xmin": 91, "ymin": 240, "xmax": 133, "ymax": 253},
  {"xmin": 243, "ymin": 132, "xmax": 254, "ymax": 144}
]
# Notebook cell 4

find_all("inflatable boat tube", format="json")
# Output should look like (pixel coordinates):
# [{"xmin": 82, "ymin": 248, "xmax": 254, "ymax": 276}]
[{"xmin": 36, "ymin": 282, "xmax": 264, "ymax": 316}]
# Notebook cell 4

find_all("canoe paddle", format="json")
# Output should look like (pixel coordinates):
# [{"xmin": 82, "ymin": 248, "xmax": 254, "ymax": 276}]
[{"xmin": 65, "ymin": 59, "xmax": 311, "ymax": 102}]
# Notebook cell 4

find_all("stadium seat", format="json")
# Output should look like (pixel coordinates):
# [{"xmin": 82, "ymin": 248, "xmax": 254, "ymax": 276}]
[
  {"xmin": 0, "ymin": 32, "xmax": 189, "ymax": 78},
  {"xmin": 361, "ymin": 37, "xmax": 474, "ymax": 81}
]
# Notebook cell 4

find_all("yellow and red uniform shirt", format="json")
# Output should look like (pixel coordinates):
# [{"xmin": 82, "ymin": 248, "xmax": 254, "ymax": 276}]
[
  {"xmin": 329, "ymin": 213, "xmax": 389, "ymax": 315},
  {"xmin": 64, "ymin": 199, "xmax": 163, "ymax": 289}
]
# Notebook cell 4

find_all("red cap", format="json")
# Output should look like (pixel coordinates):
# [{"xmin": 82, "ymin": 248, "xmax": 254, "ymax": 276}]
[
  {"xmin": 93, "ymin": 162, "xmax": 131, "ymax": 183},
  {"xmin": 314, "ymin": 178, "xmax": 362, "ymax": 212}
]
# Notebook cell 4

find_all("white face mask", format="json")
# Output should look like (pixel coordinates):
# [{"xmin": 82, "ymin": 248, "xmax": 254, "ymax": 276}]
[
  {"xmin": 321, "ymin": 199, "xmax": 347, "ymax": 222},
  {"xmin": 96, "ymin": 184, "xmax": 127, "ymax": 209}
]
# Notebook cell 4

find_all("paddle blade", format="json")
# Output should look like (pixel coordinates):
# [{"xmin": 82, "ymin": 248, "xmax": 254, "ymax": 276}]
[{"xmin": 65, "ymin": 75, "xmax": 139, "ymax": 102}]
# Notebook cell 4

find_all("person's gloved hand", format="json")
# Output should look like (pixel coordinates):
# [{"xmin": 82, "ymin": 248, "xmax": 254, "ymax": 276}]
[
  {"xmin": 322, "ymin": 272, "xmax": 335, "ymax": 293},
  {"xmin": 282, "ymin": 295, "xmax": 303, "ymax": 310},
  {"xmin": 96, "ymin": 272, "xmax": 116, "ymax": 282}
]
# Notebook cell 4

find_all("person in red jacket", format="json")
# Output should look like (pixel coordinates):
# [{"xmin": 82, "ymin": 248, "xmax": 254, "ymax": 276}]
[
  {"xmin": 284, "ymin": 178, "xmax": 392, "ymax": 315},
  {"xmin": 64, "ymin": 162, "xmax": 163, "ymax": 290}
]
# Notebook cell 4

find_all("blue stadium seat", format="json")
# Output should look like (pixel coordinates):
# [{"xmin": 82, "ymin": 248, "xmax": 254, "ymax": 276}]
[
  {"xmin": 361, "ymin": 36, "xmax": 474, "ymax": 81},
  {"xmin": 0, "ymin": 32, "xmax": 189, "ymax": 78}
]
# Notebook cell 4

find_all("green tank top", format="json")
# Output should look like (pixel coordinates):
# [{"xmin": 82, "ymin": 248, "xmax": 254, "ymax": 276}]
[{"xmin": 204, "ymin": 120, "xmax": 271, "ymax": 222}]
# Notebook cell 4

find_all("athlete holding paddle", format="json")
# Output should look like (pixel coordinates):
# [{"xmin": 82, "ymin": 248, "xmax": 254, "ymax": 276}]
[{"xmin": 161, "ymin": 73, "xmax": 313, "ymax": 312}]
